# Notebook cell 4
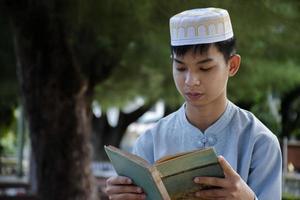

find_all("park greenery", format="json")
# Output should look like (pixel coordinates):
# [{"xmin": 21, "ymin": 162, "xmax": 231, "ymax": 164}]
[
  {"xmin": 1, "ymin": 0, "xmax": 300, "ymax": 153},
  {"xmin": 0, "ymin": 0, "xmax": 299, "ymax": 199}
]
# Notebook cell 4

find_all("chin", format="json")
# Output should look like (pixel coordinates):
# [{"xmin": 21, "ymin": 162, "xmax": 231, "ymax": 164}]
[{"xmin": 185, "ymin": 99, "xmax": 208, "ymax": 107}]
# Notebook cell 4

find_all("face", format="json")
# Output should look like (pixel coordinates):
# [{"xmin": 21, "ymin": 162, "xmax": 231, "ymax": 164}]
[{"xmin": 172, "ymin": 45, "xmax": 240, "ymax": 108}]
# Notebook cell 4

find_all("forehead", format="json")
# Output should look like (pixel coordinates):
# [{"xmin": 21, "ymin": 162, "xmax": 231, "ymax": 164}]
[{"xmin": 173, "ymin": 45, "xmax": 221, "ymax": 60}]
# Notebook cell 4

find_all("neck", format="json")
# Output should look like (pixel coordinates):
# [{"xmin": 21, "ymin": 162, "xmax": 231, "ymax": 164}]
[{"xmin": 185, "ymin": 97, "xmax": 228, "ymax": 132}]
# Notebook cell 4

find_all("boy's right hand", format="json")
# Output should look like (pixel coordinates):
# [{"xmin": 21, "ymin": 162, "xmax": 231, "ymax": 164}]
[{"xmin": 105, "ymin": 176, "xmax": 146, "ymax": 200}]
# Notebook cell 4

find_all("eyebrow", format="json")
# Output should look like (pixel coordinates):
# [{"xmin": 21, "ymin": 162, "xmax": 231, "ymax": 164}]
[{"xmin": 173, "ymin": 58, "xmax": 213, "ymax": 64}]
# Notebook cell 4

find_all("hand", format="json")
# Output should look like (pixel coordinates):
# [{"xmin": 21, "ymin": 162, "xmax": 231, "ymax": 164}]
[
  {"xmin": 193, "ymin": 156, "xmax": 255, "ymax": 200},
  {"xmin": 105, "ymin": 176, "xmax": 146, "ymax": 200}
]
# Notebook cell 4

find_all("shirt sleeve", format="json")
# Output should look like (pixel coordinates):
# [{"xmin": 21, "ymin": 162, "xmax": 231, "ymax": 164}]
[{"xmin": 248, "ymin": 133, "xmax": 282, "ymax": 200}]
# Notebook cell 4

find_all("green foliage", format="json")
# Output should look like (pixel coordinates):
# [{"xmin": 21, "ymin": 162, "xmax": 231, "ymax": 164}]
[
  {"xmin": 283, "ymin": 193, "xmax": 300, "ymax": 200},
  {"xmin": 251, "ymin": 97, "xmax": 281, "ymax": 136},
  {"xmin": 0, "ymin": 107, "xmax": 18, "ymax": 156},
  {"xmin": 0, "ymin": 10, "xmax": 18, "ymax": 152},
  {"xmin": 228, "ymin": 59, "xmax": 300, "ymax": 103},
  {"xmin": 292, "ymin": 129, "xmax": 300, "ymax": 140},
  {"xmin": 0, "ymin": 130, "xmax": 17, "ymax": 156},
  {"xmin": 0, "ymin": 0, "xmax": 300, "ymax": 123},
  {"xmin": 92, "ymin": 0, "xmax": 300, "ymax": 108}
]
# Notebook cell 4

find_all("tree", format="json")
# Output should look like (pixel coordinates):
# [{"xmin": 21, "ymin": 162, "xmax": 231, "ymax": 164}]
[
  {"xmin": 91, "ymin": 105, "xmax": 150, "ymax": 160},
  {"xmin": 92, "ymin": 0, "xmax": 300, "ymax": 138},
  {"xmin": 1, "ymin": 0, "xmax": 171, "ymax": 198},
  {"xmin": 281, "ymin": 86, "xmax": 300, "ymax": 138},
  {"xmin": 0, "ymin": 7, "xmax": 18, "ymax": 155},
  {"xmin": 3, "ymin": 1, "xmax": 99, "ymax": 199},
  {"xmin": 0, "ymin": 0, "xmax": 300, "ymax": 198}
]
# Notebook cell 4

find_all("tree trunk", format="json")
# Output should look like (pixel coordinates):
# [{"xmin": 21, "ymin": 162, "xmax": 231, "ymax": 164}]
[
  {"xmin": 281, "ymin": 86, "xmax": 300, "ymax": 138},
  {"xmin": 9, "ymin": 1, "xmax": 98, "ymax": 200},
  {"xmin": 91, "ymin": 106, "xmax": 150, "ymax": 161}
]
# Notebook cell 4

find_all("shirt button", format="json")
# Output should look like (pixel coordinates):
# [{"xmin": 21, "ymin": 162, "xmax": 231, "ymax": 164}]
[
  {"xmin": 201, "ymin": 137, "xmax": 207, "ymax": 143},
  {"xmin": 196, "ymin": 140, "xmax": 204, "ymax": 148}
]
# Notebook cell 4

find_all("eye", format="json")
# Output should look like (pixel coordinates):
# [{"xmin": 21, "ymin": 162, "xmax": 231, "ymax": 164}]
[
  {"xmin": 176, "ymin": 67, "xmax": 186, "ymax": 72},
  {"xmin": 174, "ymin": 64, "xmax": 187, "ymax": 72},
  {"xmin": 200, "ymin": 65, "xmax": 215, "ymax": 72},
  {"xmin": 200, "ymin": 68, "xmax": 211, "ymax": 72}
]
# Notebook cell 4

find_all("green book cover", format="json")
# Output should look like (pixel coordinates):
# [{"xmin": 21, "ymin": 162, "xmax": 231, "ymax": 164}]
[
  {"xmin": 104, "ymin": 145, "xmax": 224, "ymax": 200},
  {"xmin": 104, "ymin": 145, "xmax": 170, "ymax": 200}
]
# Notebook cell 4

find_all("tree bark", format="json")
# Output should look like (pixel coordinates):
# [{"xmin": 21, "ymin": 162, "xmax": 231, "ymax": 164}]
[{"xmin": 9, "ymin": 1, "xmax": 98, "ymax": 200}]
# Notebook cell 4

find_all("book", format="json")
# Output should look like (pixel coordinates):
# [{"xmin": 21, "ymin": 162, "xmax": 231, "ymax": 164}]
[{"xmin": 104, "ymin": 145, "xmax": 224, "ymax": 200}]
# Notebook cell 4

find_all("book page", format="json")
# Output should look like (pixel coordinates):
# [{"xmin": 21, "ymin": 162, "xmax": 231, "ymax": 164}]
[
  {"xmin": 154, "ymin": 147, "xmax": 221, "ymax": 178},
  {"xmin": 154, "ymin": 148, "xmax": 212, "ymax": 165},
  {"xmin": 155, "ymin": 151, "xmax": 192, "ymax": 164}
]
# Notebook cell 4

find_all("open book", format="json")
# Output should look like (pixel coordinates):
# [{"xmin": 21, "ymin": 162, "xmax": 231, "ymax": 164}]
[{"xmin": 104, "ymin": 145, "xmax": 224, "ymax": 200}]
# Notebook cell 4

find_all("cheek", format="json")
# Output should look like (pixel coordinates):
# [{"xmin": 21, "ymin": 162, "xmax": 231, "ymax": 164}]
[
  {"xmin": 204, "ymin": 71, "xmax": 228, "ymax": 90},
  {"xmin": 210, "ymin": 74, "xmax": 228, "ymax": 93},
  {"xmin": 173, "ymin": 74, "xmax": 181, "ymax": 86},
  {"xmin": 173, "ymin": 72, "xmax": 185, "ymax": 92},
  {"xmin": 173, "ymin": 70, "xmax": 183, "ymax": 83}
]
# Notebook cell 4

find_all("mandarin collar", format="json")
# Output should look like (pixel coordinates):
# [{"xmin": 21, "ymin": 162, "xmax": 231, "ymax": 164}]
[{"xmin": 179, "ymin": 100, "xmax": 235, "ymax": 136}]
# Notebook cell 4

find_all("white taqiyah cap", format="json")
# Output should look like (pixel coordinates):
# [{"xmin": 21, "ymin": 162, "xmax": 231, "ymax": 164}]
[{"xmin": 170, "ymin": 8, "xmax": 234, "ymax": 46}]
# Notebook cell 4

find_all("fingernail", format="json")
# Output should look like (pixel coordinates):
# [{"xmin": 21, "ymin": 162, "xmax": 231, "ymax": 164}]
[
  {"xmin": 126, "ymin": 178, "xmax": 132, "ymax": 184},
  {"xmin": 137, "ymin": 187, "xmax": 142, "ymax": 193},
  {"xmin": 195, "ymin": 192, "xmax": 201, "ymax": 197},
  {"xmin": 194, "ymin": 177, "xmax": 200, "ymax": 183}
]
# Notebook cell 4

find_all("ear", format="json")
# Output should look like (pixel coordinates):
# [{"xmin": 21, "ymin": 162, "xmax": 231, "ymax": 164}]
[{"xmin": 228, "ymin": 54, "xmax": 241, "ymax": 77}]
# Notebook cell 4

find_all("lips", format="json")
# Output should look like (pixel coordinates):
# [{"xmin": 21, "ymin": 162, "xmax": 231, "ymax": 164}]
[{"xmin": 185, "ymin": 92, "xmax": 204, "ymax": 101}]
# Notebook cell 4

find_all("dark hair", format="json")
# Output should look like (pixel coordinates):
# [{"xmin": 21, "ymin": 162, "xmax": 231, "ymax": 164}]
[{"xmin": 171, "ymin": 37, "xmax": 236, "ymax": 63}]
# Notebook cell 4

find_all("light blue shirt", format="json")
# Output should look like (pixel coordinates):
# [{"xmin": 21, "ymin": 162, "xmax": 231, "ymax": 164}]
[{"xmin": 132, "ymin": 101, "xmax": 282, "ymax": 200}]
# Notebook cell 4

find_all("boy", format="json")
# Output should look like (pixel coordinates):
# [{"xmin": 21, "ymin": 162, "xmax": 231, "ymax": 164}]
[{"xmin": 105, "ymin": 8, "xmax": 282, "ymax": 200}]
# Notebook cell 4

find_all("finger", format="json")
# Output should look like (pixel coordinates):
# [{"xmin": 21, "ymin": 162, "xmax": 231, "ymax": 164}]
[
  {"xmin": 109, "ymin": 193, "xmax": 146, "ymax": 200},
  {"xmin": 197, "ymin": 197, "xmax": 226, "ymax": 200},
  {"xmin": 195, "ymin": 188, "xmax": 228, "ymax": 198},
  {"xmin": 194, "ymin": 176, "xmax": 227, "ymax": 188},
  {"xmin": 196, "ymin": 196, "xmax": 226, "ymax": 200},
  {"xmin": 106, "ymin": 176, "xmax": 132, "ymax": 185},
  {"xmin": 105, "ymin": 185, "xmax": 143, "ymax": 195},
  {"xmin": 218, "ymin": 156, "xmax": 238, "ymax": 177}
]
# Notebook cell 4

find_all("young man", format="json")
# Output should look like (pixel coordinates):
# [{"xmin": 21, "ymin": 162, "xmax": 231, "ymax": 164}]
[{"xmin": 105, "ymin": 8, "xmax": 282, "ymax": 200}]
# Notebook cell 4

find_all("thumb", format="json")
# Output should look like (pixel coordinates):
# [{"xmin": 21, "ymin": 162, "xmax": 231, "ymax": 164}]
[{"xmin": 218, "ymin": 156, "xmax": 238, "ymax": 178}]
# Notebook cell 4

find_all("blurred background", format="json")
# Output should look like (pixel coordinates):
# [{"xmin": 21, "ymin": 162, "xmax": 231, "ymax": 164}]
[{"xmin": 0, "ymin": 0, "xmax": 299, "ymax": 199}]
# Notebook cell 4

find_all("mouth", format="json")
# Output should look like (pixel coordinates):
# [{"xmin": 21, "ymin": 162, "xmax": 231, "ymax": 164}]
[{"xmin": 185, "ymin": 92, "xmax": 204, "ymax": 101}]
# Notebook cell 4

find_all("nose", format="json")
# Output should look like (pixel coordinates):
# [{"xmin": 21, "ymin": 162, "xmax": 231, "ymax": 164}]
[{"xmin": 185, "ymin": 71, "xmax": 200, "ymax": 86}]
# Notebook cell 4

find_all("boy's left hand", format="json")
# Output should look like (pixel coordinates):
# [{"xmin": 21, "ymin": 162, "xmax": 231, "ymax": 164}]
[{"xmin": 194, "ymin": 156, "xmax": 255, "ymax": 200}]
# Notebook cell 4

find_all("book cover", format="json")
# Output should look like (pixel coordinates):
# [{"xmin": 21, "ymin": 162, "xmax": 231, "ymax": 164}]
[
  {"xmin": 104, "ymin": 145, "xmax": 224, "ymax": 200},
  {"xmin": 104, "ymin": 145, "xmax": 170, "ymax": 200}
]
